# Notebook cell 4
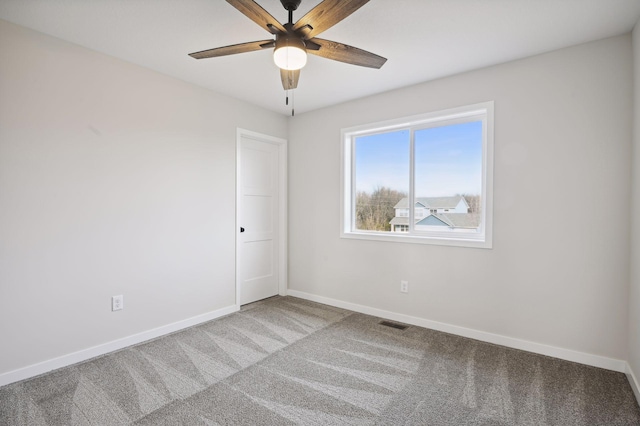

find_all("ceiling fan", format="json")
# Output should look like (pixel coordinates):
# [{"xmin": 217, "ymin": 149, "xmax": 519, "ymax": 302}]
[{"xmin": 188, "ymin": 0, "xmax": 387, "ymax": 92}]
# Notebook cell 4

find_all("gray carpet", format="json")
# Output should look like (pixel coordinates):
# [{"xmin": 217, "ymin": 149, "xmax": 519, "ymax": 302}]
[{"xmin": 1, "ymin": 296, "xmax": 639, "ymax": 425}]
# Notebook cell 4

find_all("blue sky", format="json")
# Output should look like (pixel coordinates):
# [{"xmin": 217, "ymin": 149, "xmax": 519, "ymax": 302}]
[{"xmin": 355, "ymin": 121, "xmax": 482, "ymax": 197}]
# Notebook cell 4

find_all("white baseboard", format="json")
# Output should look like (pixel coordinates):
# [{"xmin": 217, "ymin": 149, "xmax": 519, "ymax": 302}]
[
  {"xmin": 626, "ymin": 363, "xmax": 640, "ymax": 404},
  {"xmin": 0, "ymin": 304, "xmax": 239, "ymax": 387},
  {"xmin": 287, "ymin": 289, "xmax": 627, "ymax": 373},
  {"xmin": 3, "ymin": 292, "xmax": 634, "ymax": 399}
]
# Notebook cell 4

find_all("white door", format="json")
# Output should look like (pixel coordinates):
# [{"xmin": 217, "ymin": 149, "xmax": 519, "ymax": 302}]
[{"xmin": 237, "ymin": 132, "xmax": 283, "ymax": 305}]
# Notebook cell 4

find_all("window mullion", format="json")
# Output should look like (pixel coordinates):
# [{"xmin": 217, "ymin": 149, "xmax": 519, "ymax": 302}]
[
  {"xmin": 409, "ymin": 128, "xmax": 416, "ymax": 234},
  {"xmin": 350, "ymin": 135, "xmax": 357, "ymax": 231}
]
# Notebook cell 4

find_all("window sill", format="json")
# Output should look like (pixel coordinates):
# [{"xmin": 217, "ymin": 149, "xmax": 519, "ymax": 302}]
[{"xmin": 340, "ymin": 230, "xmax": 492, "ymax": 249}]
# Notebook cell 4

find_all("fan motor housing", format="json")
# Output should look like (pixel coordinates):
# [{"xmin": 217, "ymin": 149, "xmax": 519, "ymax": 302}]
[{"xmin": 280, "ymin": 0, "xmax": 301, "ymax": 11}]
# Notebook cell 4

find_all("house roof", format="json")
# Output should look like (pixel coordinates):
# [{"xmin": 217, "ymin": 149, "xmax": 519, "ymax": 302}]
[
  {"xmin": 430, "ymin": 213, "xmax": 481, "ymax": 228},
  {"xmin": 392, "ymin": 213, "xmax": 480, "ymax": 229},
  {"xmin": 394, "ymin": 196, "xmax": 467, "ymax": 209},
  {"xmin": 389, "ymin": 217, "xmax": 410, "ymax": 226},
  {"xmin": 415, "ymin": 215, "xmax": 450, "ymax": 227}
]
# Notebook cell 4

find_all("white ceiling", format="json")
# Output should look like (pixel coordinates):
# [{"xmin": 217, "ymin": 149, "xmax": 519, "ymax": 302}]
[{"xmin": 1, "ymin": 0, "xmax": 639, "ymax": 115}]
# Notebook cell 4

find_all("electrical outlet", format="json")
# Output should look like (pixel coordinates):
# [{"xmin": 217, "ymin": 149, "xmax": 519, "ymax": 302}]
[
  {"xmin": 400, "ymin": 280, "xmax": 409, "ymax": 293},
  {"xmin": 112, "ymin": 295, "xmax": 124, "ymax": 311}
]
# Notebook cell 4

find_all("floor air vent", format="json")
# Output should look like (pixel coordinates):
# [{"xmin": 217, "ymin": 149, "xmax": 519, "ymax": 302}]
[{"xmin": 379, "ymin": 320, "xmax": 409, "ymax": 330}]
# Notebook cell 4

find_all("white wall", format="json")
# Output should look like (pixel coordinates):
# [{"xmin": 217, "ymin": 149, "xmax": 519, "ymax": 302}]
[
  {"xmin": 1, "ymin": 15, "xmax": 636, "ymax": 385},
  {"xmin": 0, "ymin": 20, "xmax": 287, "ymax": 378},
  {"xmin": 288, "ymin": 35, "xmax": 633, "ymax": 362},
  {"xmin": 628, "ymin": 20, "xmax": 640, "ymax": 393}
]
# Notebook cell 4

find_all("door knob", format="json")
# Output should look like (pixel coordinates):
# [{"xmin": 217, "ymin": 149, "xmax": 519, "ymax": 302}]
[{"xmin": 240, "ymin": 227, "xmax": 245, "ymax": 233}]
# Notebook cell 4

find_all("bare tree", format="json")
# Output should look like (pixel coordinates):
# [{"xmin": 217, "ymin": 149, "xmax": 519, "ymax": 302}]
[
  {"xmin": 356, "ymin": 186, "xmax": 407, "ymax": 231},
  {"xmin": 460, "ymin": 194, "xmax": 481, "ymax": 213}
]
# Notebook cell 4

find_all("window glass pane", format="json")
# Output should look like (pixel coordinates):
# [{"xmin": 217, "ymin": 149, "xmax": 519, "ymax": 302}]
[
  {"xmin": 414, "ymin": 121, "xmax": 482, "ymax": 233},
  {"xmin": 342, "ymin": 102, "xmax": 493, "ymax": 247},
  {"xmin": 354, "ymin": 130, "xmax": 409, "ymax": 232}
]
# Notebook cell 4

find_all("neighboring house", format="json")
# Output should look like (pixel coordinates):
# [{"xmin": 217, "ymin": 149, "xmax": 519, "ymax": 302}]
[{"xmin": 390, "ymin": 196, "xmax": 480, "ymax": 232}]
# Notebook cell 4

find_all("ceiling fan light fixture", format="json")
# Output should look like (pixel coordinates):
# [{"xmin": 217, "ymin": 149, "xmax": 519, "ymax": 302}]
[
  {"xmin": 189, "ymin": 0, "xmax": 387, "ymax": 92},
  {"xmin": 273, "ymin": 35, "xmax": 307, "ymax": 71}
]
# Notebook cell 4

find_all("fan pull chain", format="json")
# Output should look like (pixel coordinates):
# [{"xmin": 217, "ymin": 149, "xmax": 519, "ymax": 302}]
[
  {"xmin": 285, "ymin": 89, "xmax": 289, "ymax": 106},
  {"xmin": 291, "ymin": 90, "xmax": 295, "ymax": 117}
]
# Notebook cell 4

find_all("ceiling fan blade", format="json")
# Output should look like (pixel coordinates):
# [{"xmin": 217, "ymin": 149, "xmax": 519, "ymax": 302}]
[
  {"xmin": 307, "ymin": 38, "xmax": 387, "ymax": 69},
  {"xmin": 280, "ymin": 69, "xmax": 300, "ymax": 90},
  {"xmin": 189, "ymin": 40, "xmax": 274, "ymax": 59},
  {"xmin": 292, "ymin": 0, "xmax": 369, "ymax": 39},
  {"xmin": 226, "ymin": 0, "xmax": 286, "ymax": 34}
]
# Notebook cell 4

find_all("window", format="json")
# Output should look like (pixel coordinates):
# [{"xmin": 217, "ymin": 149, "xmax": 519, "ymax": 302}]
[{"xmin": 341, "ymin": 102, "xmax": 494, "ymax": 248}]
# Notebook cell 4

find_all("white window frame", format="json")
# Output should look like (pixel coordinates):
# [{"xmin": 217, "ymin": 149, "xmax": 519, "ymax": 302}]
[{"xmin": 340, "ymin": 101, "xmax": 494, "ymax": 249}]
